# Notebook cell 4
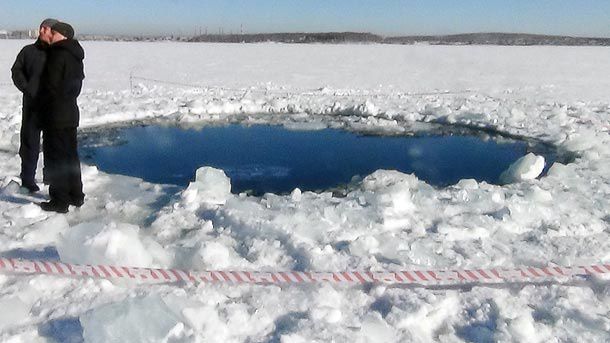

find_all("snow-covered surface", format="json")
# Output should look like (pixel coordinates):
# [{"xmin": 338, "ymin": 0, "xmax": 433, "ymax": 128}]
[{"xmin": 0, "ymin": 40, "xmax": 609, "ymax": 342}]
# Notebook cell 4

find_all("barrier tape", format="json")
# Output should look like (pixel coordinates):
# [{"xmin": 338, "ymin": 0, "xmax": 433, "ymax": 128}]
[{"xmin": 1, "ymin": 258, "xmax": 608, "ymax": 286}]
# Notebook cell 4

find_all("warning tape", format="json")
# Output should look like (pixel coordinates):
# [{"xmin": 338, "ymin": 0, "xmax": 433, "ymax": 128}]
[{"xmin": 1, "ymin": 258, "xmax": 608, "ymax": 286}]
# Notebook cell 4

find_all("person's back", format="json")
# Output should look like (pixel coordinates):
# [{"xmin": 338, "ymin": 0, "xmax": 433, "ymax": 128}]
[
  {"xmin": 38, "ymin": 37, "xmax": 85, "ymax": 129},
  {"xmin": 10, "ymin": 18, "xmax": 58, "ymax": 192},
  {"xmin": 38, "ymin": 22, "xmax": 86, "ymax": 213}
]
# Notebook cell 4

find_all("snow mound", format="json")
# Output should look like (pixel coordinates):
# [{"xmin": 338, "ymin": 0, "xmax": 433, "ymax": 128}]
[
  {"xmin": 362, "ymin": 170, "xmax": 429, "ymax": 228},
  {"xmin": 499, "ymin": 153, "xmax": 545, "ymax": 184},
  {"xmin": 191, "ymin": 241, "xmax": 235, "ymax": 269},
  {"xmin": 57, "ymin": 221, "xmax": 167, "ymax": 267},
  {"xmin": 81, "ymin": 295, "xmax": 186, "ymax": 343},
  {"xmin": 182, "ymin": 167, "xmax": 232, "ymax": 206}
]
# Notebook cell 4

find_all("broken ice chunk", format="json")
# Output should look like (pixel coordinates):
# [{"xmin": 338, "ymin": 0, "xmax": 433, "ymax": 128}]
[{"xmin": 500, "ymin": 153, "xmax": 545, "ymax": 184}]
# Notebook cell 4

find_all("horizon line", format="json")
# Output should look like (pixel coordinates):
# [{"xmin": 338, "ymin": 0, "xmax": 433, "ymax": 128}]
[
  {"xmin": 2, "ymin": 27, "xmax": 610, "ymax": 40},
  {"xmin": 74, "ymin": 31, "xmax": 610, "ymax": 40}
]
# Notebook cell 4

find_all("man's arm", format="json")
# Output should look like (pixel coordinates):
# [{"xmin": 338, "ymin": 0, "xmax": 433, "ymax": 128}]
[{"xmin": 10, "ymin": 48, "xmax": 29, "ymax": 95}]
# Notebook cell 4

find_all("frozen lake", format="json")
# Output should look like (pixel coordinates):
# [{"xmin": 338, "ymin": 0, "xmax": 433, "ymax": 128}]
[
  {"xmin": 0, "ymin": 40, "xmax": 608, "ymax": 342},
  {"xmin": 79, "ymin": 124, "xmax": 551, "ymax": 194}
]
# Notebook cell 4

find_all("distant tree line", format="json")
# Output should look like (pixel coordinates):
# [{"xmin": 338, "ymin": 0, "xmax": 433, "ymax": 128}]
[
  {"xmin": 189, "ymin": 32, "xmax": 383, "ymax": 44},
  {"xmin": 6, "ymin": 29, "xmax": 608, "ymax": 45},
  {"xmin": 189, "ymin": 32, "xmax": 610, "ymax": 46},
  {"xmin": 384, "ymin": 33, "xmax": 610, "ymax": 46}
]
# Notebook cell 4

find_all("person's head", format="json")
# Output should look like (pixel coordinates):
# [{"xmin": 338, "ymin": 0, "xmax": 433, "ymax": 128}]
[
  {"xmin": 50, "ymin": 22, "xmax": 74, "ymax": 43},
  {"xmin": 38, "ymin": 18, "xmax": 58, "ymax": 44}
]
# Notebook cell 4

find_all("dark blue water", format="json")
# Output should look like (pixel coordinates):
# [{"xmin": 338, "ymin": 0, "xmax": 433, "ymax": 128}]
[{"xmin": 79, "ymin": 124, "xmax": 536, "ymax": 194}]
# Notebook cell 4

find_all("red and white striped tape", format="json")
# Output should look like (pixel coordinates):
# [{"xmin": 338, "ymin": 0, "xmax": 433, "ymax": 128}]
[{"xmin": 0, "ymin": 258, "xmax": 608, "ymax": 286}]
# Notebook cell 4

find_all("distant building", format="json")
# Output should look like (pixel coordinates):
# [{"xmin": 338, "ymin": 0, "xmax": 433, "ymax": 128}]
[
  {"xmin": 7, "ymin": 30, "xmax": 37, "ymax": 39},
  {"xmin": 0, "ymin": 30, "xmax": 8, "ymax": 39}
]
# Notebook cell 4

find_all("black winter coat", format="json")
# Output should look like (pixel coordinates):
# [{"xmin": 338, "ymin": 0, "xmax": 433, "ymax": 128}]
[
  {"xmin": 38, "ymin": 39, "xmax": 85, "ymax": 129},
  {"xmin": 11, "ymin": 39, "xmax": 48, "ymax": 111}
]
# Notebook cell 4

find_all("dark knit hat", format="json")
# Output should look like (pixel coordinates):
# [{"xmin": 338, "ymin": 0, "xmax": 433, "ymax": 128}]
[
  {"xmin": 40, "ymin": 18, "xmax": 59, "ymax": 29},
  {"xmin": 51, "ymin": 22, "xmax": 75, "ymax": 40}
]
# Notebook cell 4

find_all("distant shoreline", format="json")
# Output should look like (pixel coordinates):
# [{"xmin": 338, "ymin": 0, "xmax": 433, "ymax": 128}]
[
  {"xmin": 2, "ymin": 31, "xmax": 609, "ymax": 46},
  {"xmin": 188, "ymin": 32, "xmax": 610, "ymax": 46}
]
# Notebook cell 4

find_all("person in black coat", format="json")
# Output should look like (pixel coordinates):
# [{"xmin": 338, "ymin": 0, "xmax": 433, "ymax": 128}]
[
  {"xmin": 38, "ymin": 22, "xmax": 85, "ymax": 213},
  {"xmin": 11, "ymin": 18, "xmax": 58, "ymax": 192}
]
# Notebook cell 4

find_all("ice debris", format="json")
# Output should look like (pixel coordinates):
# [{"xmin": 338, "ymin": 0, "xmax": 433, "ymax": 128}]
[{"xmin": 499, "ymin": 153, "xmax": 545, "ymax": 184}]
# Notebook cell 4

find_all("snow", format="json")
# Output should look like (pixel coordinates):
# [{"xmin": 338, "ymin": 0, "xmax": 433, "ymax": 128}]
[
  {"xmin": 0, "ymin": 297, "xmax": 31, "ymax": 331},
  {"xmin": 0, "ymin": 40, "xmax": 609, "ymax": 342},
  {"xmin": 57, "ymin": 221, "xmax": 169, "ymax": 268}
]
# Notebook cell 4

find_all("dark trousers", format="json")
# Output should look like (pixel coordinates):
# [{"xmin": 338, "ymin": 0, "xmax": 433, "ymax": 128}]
[
  {"xmin": 43, "ymin": 127, "xmax": 84, "ymax": 205},
  {"xmin": 19, "ymin": 109, "xmax": 42, "ymax": 185}
]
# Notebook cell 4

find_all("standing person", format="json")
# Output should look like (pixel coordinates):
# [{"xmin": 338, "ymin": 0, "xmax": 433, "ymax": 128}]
[
  {"xmin": 38, "ymin": 22, "xmax": 85, "ymax": 213},
  {"xmin": 11, "ymin": 18, "xmax": 59, "ymax": 193}
]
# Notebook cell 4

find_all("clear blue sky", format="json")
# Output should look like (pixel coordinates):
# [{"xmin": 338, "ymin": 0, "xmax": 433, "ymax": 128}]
[{"xmin": 1, "ymin": 0, "xmax": 609, "ymax": 37}]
